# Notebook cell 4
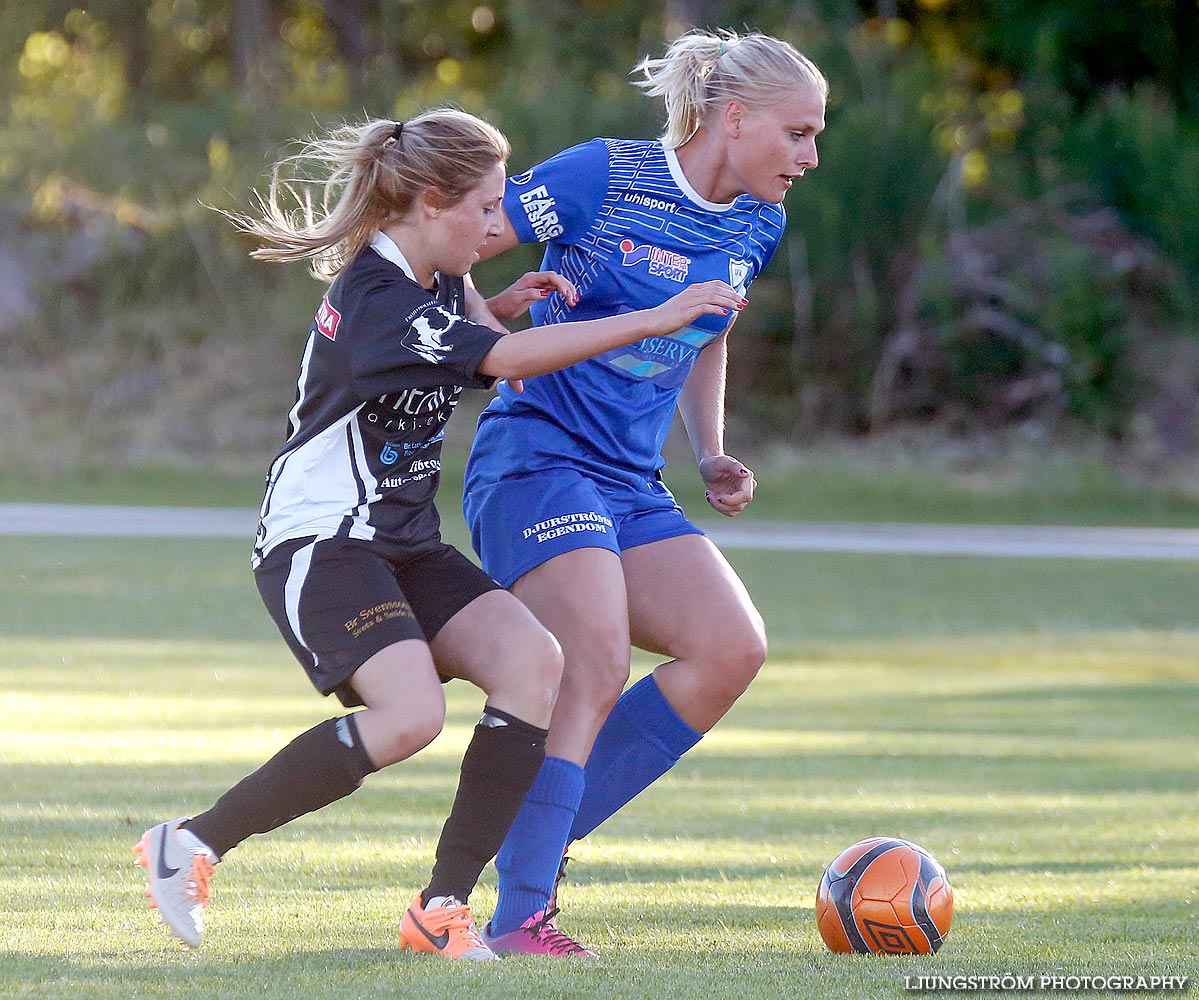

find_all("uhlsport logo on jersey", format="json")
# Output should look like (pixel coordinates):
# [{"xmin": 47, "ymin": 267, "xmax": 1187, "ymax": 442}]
[
  {"xmin": 622, "ymin": 192, "xmax": 677, "ymax": 213},
  {"xmin": 314, "ymin": 295, "xmax": 341, "ymax": 341},
  {"xmin": 402, "ymin": 306, "xmax": 456, "ymax": 364},
  {"xmin": 619, "ymin": 239, "xmax": 690, "ymax": 282}
]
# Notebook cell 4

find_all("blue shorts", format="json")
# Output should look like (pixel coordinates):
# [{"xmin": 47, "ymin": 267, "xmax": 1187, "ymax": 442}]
[{"xmin": 463, "ymin": 467, "xmax": 705, "ymax": 587}]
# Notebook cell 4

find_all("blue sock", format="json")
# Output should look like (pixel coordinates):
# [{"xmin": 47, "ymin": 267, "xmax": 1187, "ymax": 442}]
[
  {"xmin": 569, "ymin": 673, "xmax": 702, "ymax": 842},
  {"xmin": 489, "ymin": 755, "xmax": 584, "ymax": 937}
]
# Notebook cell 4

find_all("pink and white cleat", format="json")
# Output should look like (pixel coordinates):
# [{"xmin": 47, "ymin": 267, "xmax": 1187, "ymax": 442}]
[{"xmin": 482, "ymin": 906, "xmax": 597, "ymax": 957}]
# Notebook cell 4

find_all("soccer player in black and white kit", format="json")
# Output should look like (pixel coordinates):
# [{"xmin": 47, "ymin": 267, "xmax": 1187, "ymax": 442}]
[{"xmin": 133, "ymin": 108, "xmax": 745, "ymax": 960}]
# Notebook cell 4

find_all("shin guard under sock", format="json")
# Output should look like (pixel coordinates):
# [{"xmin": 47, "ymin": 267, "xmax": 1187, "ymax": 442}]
[
  {"xmin": 570, "ymin": 673, "xmax": 701, "ymax": 842},
  {"xmin": 184, "ymin": 714, "xmax": 377, "ymax": 858},
  {"xmin": 424, "ymin": 706, "xmax": 548, "ymax": 904}
]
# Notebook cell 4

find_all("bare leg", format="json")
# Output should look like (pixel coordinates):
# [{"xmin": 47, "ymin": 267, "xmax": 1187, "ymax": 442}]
[
  {"xmin": 486, "ymin": 547, "xmax": 629, "ymax": 938},
  {"xmin": 622, "ymin": 533, "xmax": 767, "ymax": 733},
  {"xmin": 416, "ymin": 589, "xmax": 564, "ymax": 905},
  {"xmin": 509, "ymin": 547, "xmax": 632, "ymax": 764},
  {"xmin": 567, "ymin": 534, "xmax": 767, "ymax": 842}
]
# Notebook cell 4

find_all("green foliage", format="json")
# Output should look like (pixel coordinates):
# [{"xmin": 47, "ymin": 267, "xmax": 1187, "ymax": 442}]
[
  {"xmin": 788, "ymin": 25, "xmax": 948, "ymax": 414},
  {"xmin": 1064, "ymin": 84, "xmax": 1199, "ymax": 284},
  {"xmin": 928, "ymin": 0, "xmax": 1199, "ymax": 117},
  {"xmin": 1, "ymin": 0, "xmax": 1197, "ymax": 456},
  {"xmin": 924, "ymin": 219, "xmax": 1143, "ymax": 435},
  {"xmin": 1038, "ymin": 244, "xmax": 1134, "ymax": 432}
]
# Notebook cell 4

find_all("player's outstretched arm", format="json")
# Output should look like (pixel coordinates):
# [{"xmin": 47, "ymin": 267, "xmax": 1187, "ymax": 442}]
[{"xmin": 478, "ymin": 281, "xmax": 746, "ymax": 381}]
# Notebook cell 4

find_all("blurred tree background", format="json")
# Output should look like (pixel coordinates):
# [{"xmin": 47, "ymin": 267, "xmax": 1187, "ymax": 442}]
[{"xmin": 1, "ymin": 0, "xmax": 1197, "ymax": 477}]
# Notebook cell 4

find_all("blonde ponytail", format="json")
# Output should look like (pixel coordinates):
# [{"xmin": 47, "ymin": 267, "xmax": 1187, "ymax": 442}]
[
  {"xmin": 222, "ymin": 108, "xmax": 509, "ymax": 282},
  {"xmin": 633, "ymin": 29, "xmax": 828, "ymax": 149}
]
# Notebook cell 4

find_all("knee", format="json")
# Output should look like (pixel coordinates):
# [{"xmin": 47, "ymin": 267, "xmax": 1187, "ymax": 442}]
[
  {"xmin": 702, "ymin": 617, "xmax": 768, "ymax": 702},
  {"xmin": 487, "ymin": 625, "xmax": 563, "ymax": 720},
  {"xmin": 563, "ymin": 628, "xmax": 630, "ymax": 713},
  {"xmin": 408, "ymin": 707, "xmax": 447, "ymax": 754},
  {"xmin": 734, "ymin": 620, "xmax": 769, "ymax": 680},
  {"xmin": 526, "ymin": 626, "xmax": 565, "ymax": 693},
  {"xmin": 370, "ymin": 694, "xmax": 446, "ymax": 767}
]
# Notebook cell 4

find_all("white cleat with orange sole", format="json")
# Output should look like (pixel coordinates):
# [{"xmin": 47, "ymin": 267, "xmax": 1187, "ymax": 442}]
[{"xmin": 134, "ymin": 818, "xmax": 217, "ymax": 947}]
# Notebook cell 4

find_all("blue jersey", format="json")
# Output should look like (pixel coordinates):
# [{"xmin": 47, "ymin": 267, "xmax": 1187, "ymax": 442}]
[{"xmin": 467, "ymin": 138, "xmax": 786, "ymax": 483}]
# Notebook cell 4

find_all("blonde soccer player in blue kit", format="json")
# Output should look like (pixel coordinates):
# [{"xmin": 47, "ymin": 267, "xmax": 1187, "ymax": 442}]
[{"xmin": 462, "ymin": 29, "xmax": 828, "ymax": 955}]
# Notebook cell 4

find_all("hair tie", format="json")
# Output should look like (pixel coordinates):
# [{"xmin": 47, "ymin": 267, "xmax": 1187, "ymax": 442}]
[
  {"xmin": 383, "ymin": 121, "xmax": 404, "ymax": 150},
  {"xmin": 717, "ymin": 41, "xmax": 726, "ymax": 57}
]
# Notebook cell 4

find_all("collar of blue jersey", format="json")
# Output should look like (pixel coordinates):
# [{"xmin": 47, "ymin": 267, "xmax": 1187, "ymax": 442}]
[
  {"xmin": 662, "ymin": 145, "xmax": 738, "ymax": 213},
  {"xmin": 369, "ymin": 230, "xmax": 421, "ymax": 283}
]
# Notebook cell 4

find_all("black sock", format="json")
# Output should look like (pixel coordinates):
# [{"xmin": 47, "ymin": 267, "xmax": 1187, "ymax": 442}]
[
  {"xmin": 424, "ymin": 706, "xmax": 548, "ymax": 904},
  {"xmin": 184, "ymin": 714, "xmax": 377, "ymax": 859}
]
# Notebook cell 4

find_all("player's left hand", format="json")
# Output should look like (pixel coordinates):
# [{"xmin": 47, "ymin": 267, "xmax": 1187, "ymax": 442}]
[
  {"xmin": 486, "ymin": 270, "xmax": 578, "ymax": 323},
  {"xmin": 699, "ymin": 454, "xmax": 756, "ymax": 517}
]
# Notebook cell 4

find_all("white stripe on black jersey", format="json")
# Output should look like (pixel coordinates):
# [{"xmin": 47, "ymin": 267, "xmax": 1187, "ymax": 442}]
[
  {"xmin": 253, "ymin": 232, "xmax": 503, "ymax": 567},
  {"xmin": 283, "ymin": 538, "xmax": 317, "ymax": 665}
]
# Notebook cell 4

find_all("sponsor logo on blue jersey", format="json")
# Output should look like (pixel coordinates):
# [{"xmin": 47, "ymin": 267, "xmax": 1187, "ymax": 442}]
[
  {"xmin": 619, "ymin": 239, "xmax": 691, "ymax": 282},
  {"xmin": 516, "ymin": 184, "xmax": 564, "ymax": 241},
  {"xmin": 621, "ymin": 192, "xmax": 677, "ymax": 213}
]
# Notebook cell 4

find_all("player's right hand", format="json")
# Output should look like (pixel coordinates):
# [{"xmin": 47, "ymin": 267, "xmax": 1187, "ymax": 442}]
[{"xmin": 653, "ymin": 280, "xmax": 746, "ymax": 332}]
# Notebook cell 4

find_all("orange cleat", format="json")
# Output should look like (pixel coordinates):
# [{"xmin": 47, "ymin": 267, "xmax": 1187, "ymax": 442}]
[{"xmin": 399, "ymin": 893, "xmax": 496, "ymax": 961}]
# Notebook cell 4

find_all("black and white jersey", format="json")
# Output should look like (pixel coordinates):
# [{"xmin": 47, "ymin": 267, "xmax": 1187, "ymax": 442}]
[{"xmin": 253, "ymin": 232, "xmax": 503, "ymax": 567}]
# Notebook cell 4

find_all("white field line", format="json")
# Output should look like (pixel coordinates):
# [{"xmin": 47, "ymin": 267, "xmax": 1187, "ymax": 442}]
[{"xmin": 2, "ymin": 503, "xmax": 1198, "ymax": 560}]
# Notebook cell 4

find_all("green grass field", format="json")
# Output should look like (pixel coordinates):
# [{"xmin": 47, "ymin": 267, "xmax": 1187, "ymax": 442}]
[{"xmin": 1, "ymin": 519, "xmax": 1196, "ymax": 998}]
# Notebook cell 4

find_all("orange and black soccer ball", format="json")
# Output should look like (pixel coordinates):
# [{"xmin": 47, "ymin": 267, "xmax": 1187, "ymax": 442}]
[{"xmin": 815, "ymin": 837, "xmax": 954, "ymax": 954}]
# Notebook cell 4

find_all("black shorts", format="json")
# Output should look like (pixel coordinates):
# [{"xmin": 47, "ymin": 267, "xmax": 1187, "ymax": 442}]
[{"xmin": 254, "ymin": 536, "xmax": 501, "ymax": 707}]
